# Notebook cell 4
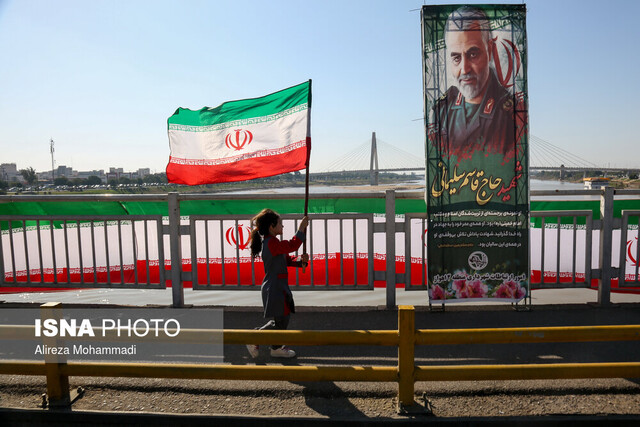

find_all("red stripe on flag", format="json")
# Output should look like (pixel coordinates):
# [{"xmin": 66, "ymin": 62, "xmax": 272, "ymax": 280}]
[{"xmin": 166, "ymin": 140, "xmax": 309, "ymax": 185}]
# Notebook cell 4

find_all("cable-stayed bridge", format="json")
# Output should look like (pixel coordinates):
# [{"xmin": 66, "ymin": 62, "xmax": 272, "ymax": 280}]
[{"xmin": 317, "ymin": 132, "xmax": 639, "ymax": 185}]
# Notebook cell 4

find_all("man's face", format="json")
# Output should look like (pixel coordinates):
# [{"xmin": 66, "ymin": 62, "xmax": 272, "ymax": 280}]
[{"xmin": 446, "ymin": 23, "xmax": 491, "ymax": 104}]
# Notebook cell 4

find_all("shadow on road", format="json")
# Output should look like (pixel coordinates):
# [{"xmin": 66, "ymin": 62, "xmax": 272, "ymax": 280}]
[{"xmin": 290, "ymin": 380, "xmax": 369, "ymax": 418}]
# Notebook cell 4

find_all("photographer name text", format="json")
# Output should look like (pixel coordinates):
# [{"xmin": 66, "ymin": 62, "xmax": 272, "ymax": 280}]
[{"xmin": 35, "ymin": 344, "xmax": 137, "ymax": 355}]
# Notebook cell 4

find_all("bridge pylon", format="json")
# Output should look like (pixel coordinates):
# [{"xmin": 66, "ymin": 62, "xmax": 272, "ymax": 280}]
[{"xmin": 370, "ymin": 132, "xmax": 379, "ymax": 186}]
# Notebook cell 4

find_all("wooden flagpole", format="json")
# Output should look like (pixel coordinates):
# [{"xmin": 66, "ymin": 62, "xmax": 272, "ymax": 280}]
[
  {"xmin": 302, "ymin": 79, "xmax": 312, "ymax": 272},
  {"xmin": 302, "ymin": 156, "xmax": 310, "ymax": 273}
]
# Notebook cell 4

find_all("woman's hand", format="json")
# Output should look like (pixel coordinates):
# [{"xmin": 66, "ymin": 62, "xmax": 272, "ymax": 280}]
[
  {"xmin": 298, "ymin": 253, "xmax": 309, "ymax": 268},
  {"xmin": 298, "ymin": 216, "xmax": 309, "ymax": 232}
]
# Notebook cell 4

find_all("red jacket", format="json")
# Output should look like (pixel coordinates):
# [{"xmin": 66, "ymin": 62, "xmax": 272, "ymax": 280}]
[{"xmin": 260, "ymin": 230, "xmax": 305, "ymax": 317}]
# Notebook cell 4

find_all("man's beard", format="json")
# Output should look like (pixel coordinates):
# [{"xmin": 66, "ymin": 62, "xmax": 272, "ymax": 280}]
[{"xmin": 456, "ymin": 68, "xmax": 489, "ymax": 101}]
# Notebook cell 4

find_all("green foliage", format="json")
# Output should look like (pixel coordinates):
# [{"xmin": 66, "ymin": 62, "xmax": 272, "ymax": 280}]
[
  {"xmin": 143, "ymin": 173, "xmax": 167, "ymax": 184},
  {"xmin": 19, "ymin": 167, "xmax": 38, "ymax": 184},
  {"xmin": 86, "ymin": 175, "xmax": 103, "ymax": 185},
  {"xmin": 54, "ymin": 176, "xmax": 70, "ymax": 186}
]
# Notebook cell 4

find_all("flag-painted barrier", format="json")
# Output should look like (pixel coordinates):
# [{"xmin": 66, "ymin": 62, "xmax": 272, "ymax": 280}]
[{"xmin": 1, "ymin": 190, "xmax": 640, "ymax": 307}]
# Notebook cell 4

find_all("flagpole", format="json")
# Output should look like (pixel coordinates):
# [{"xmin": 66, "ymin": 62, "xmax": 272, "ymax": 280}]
[
  {"xmin": 304, "ymin": 165, "xmax": 310, "ymax": 217},
  {"xmin": 302, "ymin": 153, "xmax": 310, "ymax": 273},
  {"xmin": 302, "ymin": 79, "xmax": 312, "ymax": 273}
]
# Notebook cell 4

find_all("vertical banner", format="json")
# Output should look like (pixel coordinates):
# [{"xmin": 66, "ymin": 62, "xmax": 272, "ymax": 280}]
[{"xmin": 422, "ymin": 5, "xmax": 529, "ymax": 302}]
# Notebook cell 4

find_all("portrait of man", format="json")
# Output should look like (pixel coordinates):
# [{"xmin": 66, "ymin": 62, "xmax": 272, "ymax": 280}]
[
  {"xmin": 429, "ymin": 6, "xmax": 522, "ymax": 161},
  {"xmin": 422, "ymin": 4, "xmax": 529, "ymax": 304}
]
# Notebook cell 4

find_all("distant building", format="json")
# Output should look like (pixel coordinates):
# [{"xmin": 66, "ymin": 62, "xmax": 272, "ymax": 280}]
[
  {"xmin": 76, "ymin": 170, "xmax": 106, "ymax": 182},
  {"xmin": 583, "ymin": 177, "xmax": 610, "ymax": 189},
  {"xmin": 0, "ymin": 163, "xmax": 22, "ymax": 182},
  {"xmin": 107, "ymin": 167, "xmax": 142, "ymax": 181},
  {"xmin": 56, "ymin": 165, "xmax": 75, "ymax": 178},
  {"xmin": 36, "ymin": 171, "xmax": 52, "ymax": 181}
]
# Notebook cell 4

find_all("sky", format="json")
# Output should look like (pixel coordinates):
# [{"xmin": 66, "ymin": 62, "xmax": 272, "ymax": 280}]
[{"xmin": 1, "ymin": 0, "xmax": 639, "ymax": 174}]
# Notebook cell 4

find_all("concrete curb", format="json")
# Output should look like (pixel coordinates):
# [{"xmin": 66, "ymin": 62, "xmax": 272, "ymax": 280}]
[{"xmin": 1, "ymin": 408, "xmax": 639, "ymax": 426}]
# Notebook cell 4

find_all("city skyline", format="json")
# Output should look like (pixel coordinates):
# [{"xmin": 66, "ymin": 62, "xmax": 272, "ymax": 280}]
[{"xmin": 0, "ymin": 161, "xmax": 154, "ymax": 183}]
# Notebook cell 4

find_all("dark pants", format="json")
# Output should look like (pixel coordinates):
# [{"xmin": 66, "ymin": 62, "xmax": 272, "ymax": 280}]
[{"xmin": 258, "ymin": 315, "xmax": 290, "ymax": 350}]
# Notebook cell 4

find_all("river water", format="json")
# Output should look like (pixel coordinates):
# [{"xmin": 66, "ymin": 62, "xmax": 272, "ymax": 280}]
[
  {"xmin": 530, "ymin": 179, "xmax": 584, "ymax": 191},
  {"xmin": 226, "ymin": 178, "xmax": 584, "ymax": 195}
]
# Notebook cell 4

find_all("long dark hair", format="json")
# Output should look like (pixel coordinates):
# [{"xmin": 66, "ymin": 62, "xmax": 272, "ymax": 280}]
[{"xmin": 250, "ymin": 209, "xmax": 280, "ymax": 258}]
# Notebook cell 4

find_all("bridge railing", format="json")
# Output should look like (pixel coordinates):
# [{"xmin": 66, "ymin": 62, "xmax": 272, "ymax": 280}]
[
  {"xmin": 619, "ymin": 209, "xmax": 640, "ymax": 288},
  {"xmin": 529, "ymin": 210, "xmax": 594, "ymax": 289},
  {"xmin": 1, "ymin": 189, "xmax": 640, "ymax": 307},
  {"xmin": 0, "ymin": 214, "xmax": 166, "ymax": 289},
  {"xmin": 187, "ymin": 213, "xmax": 375, "ymax": 290}
]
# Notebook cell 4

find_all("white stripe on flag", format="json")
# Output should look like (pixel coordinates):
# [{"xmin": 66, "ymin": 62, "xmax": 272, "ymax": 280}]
[{"xmin": 168, "ymin": 108, "xmax": 308, "ymax": 163}]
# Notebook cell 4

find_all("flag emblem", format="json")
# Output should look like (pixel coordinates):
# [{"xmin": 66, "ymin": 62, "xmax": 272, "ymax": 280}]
[
  {"xmin": 226, "ymin": 226, "xmax": 251, "ymax": 250},
  {"xmin": 627, "ymin": 237, "xmax": 638, "ymax": 266},
  {"xmin": 225, "ymin": 129, "xmax": 253, "ymax": 151}
]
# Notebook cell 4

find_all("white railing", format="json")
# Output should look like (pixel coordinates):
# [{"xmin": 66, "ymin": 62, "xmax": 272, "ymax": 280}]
[{"xmin": 1, "ymin": 189, "xmax": 639, "ymax": 307}]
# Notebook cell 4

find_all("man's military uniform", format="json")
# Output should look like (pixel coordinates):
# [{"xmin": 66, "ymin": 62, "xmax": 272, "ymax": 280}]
[{"xmin": 429, "ymin": 70, "xmax": 517, "ymax": 161}]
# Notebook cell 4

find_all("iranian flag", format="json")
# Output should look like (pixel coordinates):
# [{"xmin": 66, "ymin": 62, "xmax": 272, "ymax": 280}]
[{"xmin": 166, "ymin": 81, "xmax": 311, "ymax": 185}]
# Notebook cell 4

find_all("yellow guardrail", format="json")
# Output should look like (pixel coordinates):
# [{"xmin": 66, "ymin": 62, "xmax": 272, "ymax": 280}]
[
  {"xmin": 0, "ymin": 303, "xmax": 639, "ymax": 411},
  {"xmin": 415, "ymin": 325, "xmax": 640, "ymax": 345},
  {"xmin": 414, "ymin": 362, "xmax": 640, "ymax": 382}
]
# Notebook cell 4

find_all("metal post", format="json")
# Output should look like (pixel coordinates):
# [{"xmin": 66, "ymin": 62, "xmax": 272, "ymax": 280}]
[
  {"xmin": 385, "ymin": 190, "xmax": 396, "ymax": 308},
  {"xmin": 41, "ymin": 302, "xmax": 70, "ymax": 408},
  {"xmin": 598, "ymin": 187, "xmax": 614, "ymax": 306},
  {"xmin": 50, "ymin": 138, "xmax": 55, "ymax": 184},
  {"xmin": 397, "ymin": 305, "xmax": 416, "ymax": 410},
  {"xmin": 168, "ymin": 192, "xmax": 184, "ymax": 307}
]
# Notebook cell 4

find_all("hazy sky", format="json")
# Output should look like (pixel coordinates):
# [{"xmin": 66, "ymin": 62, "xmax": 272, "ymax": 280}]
[{"xmin": 1, "ymin": 0, "xmax": 639, "ymax": 174}]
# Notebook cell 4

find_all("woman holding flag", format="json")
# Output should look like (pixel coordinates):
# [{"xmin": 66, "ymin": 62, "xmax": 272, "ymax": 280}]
[{"xmin": 247, "ymin": 209, "xmax": 308, "ymax": 358}]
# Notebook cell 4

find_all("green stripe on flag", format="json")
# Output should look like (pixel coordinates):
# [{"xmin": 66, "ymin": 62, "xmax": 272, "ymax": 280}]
[{"xmin": 168, "ymin": 81, "xmax": 310, "ymax": 127}]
